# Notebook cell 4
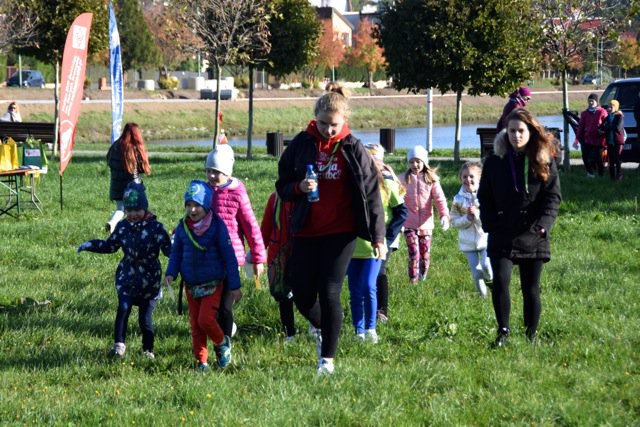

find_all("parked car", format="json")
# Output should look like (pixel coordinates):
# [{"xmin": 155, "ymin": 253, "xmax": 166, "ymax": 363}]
[
  {"xmin": 582, "ymin": 74, "xmax": 598, "ymax": 85},
  {"xmin": 7, "ymin": 70, "xmax": 45, "ymax": 88},
  {"xmin": 600, "ymin": 77, "xmax": 640, "ymax": 163}
]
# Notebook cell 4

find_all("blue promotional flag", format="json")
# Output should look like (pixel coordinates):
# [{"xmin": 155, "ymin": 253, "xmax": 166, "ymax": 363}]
[{"xmin": 109, "ymin": 2, "xmax": 123, "ymax": 143}]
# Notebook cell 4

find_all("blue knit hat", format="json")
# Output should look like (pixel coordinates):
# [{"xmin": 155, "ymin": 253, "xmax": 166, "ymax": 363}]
[
  {"xmin": 184, "ymin": 180, "xmax": 211, "ymax": 212},
  {"xmin": 123, "ymin": 182, "xmax": 148, "ymax": 211}
]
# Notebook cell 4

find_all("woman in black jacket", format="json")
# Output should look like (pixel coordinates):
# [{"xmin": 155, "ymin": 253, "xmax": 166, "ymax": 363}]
[
  {"xmin": 478, "ymin": 109, "xmax": 561, "ymax": 347},
  {"xmin": 105, "ymin": 123, "xmax": 151, "ymax": 233},
  {"xmin": 276, "ymin": 83, "xmax": 386, "ymax": 374}
]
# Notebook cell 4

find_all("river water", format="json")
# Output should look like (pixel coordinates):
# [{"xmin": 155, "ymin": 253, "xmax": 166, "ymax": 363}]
[{"xmin": 149, "ymin": 115, "xmax": 575, "ymax": 151}]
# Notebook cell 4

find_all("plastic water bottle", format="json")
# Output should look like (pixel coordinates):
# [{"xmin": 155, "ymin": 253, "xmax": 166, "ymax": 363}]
[
  {"xmin": 306, "ymin": 164, "xmax": 319, "ymax": 203},
  {"xmin": 218, "ymin": 129, "xmax": 228, "ymax": 145}
]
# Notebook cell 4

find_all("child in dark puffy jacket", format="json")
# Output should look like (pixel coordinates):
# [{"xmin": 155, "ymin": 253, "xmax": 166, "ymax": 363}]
[
  {"xmin": 165, "ymin": 180, "xmax": 241, "ymax": 371},
  {"xmin": 77, "ymin": 182, "xmax": 171, "ymax": 359}
]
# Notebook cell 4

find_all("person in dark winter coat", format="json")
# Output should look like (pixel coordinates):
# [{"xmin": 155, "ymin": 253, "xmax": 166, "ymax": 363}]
[
  {"xmin": 77, "ymin": 182, "xmax": 171, "ymax": 359},
  {"xmin": 106, "ymin": 123, "xmax": 152, "ymax": 233},
  {"xmin": 478, "ymin": 108, "xmax": 561, "ymax": 347},
  {"xmin": 276, "ymin": 83, "xmax": 386, "ymax": 375},
  {"xmin": 600, "ymin": 100, "xmax": 626, "ymax": 181},
  {"xmin": 496, "ymin": 87, "xmax": 532, "ymax": 132}
]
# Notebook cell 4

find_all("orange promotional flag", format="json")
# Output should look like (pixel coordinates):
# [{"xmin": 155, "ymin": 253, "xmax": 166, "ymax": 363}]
[{"xmin": 59, "ymin": 13, "xmax": 93, "ymax": 176}]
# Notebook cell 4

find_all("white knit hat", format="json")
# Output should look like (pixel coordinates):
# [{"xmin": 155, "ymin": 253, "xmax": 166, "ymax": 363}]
[
  {"xmin": 407, "ymin": 145, "xmax": 429, "ymax": 165},
  {"xmin": 205, "ymin": 144, "xmax": 235, "ymax": 176}
]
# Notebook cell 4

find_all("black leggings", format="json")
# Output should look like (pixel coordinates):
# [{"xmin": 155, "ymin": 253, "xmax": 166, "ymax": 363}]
[
  {"xmin": 218, "ymin": 287, "xmax": 234, "ymax": 337},
  {"xmin": 490, "ymin": 257, "xmax": 544, "ymax": 334},
  {"xmin": 288, "ymin": 233, "xmax": 356, "ymax": 358},
  {"xmin": 376, "ymin": 254, "xmax": 391, "ymax": 315}
]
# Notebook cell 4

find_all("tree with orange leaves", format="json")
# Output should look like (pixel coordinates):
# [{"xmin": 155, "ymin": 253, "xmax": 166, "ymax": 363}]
[
  {"xmin": 349, "ymin": 19, "xmax": 385, "ymax": 94},
  {"xmin": 317, "ymin": 20, "xmax": 345, "ymax": 81}
]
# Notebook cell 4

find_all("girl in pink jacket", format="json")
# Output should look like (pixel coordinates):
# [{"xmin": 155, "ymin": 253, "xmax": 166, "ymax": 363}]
[
  {"xmin": 402, "ymin": 146, "xmax": 450, "ymax": 284},
  {"xmin": 205, "ymin": 144, "xmax": 267, "ymax": 338}
]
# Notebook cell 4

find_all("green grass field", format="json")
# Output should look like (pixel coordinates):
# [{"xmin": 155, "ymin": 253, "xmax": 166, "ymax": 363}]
[{"xmin": 0, "ymin": 150, "xmax": 638, "ymax": 425}]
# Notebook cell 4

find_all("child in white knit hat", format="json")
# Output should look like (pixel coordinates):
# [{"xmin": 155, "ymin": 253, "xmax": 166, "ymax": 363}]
[
  {"xmin": 401, "ymin": 145, "xmax": 450, "ymax": 284},
  {"xmin": 204, "ymin": 145, "xmax": 267, "ymax": 338}
]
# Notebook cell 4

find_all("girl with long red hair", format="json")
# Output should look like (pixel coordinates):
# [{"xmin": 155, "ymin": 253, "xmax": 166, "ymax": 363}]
[{"xmin": 106, "ymin": 123, "xmax": 151, "ymax": 233}]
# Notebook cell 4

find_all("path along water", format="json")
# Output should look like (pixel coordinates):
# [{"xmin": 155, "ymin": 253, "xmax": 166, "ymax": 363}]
[{"xmin": 149, "ymin": 115, "xmax": 576, "ymax": 151}]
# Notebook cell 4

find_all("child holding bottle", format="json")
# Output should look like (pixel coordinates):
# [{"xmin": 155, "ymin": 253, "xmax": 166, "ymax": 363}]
[{"xmin": 450, "ymin": 161, "xmax": 492, "ymax": 297}]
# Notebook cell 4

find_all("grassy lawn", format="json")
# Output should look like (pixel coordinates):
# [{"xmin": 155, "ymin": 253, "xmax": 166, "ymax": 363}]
[{"xmin": 0, "ymin": 151, "xmax": 638, "ymax": 425}]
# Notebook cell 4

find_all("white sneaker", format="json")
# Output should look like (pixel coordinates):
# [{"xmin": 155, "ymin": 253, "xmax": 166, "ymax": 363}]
[
  {"xmin": 355, "ymin": 332, "xmax": 365, "ymax": 341},
  {"xmin": 142, "ymin": 350, "xmax": 155, "ymax": 360},
  {"xmin": 365, "ymin": 329, "xmax": 379, "ymax": 344},
  {"xmin": 315, "ymin": 329, "xmax": 323, "ymax": 358},
  {"xmin": 231, "ymin": 322, "xmax": 238, "ymax": 337},
  {"xmin": 475, "ymin": 278, "xmax": 488, "ymax": 297},
  {"xmin": 316, "ymin": 358, "xmax": 335, "ymax": 375},
  {"xmin": 284, "ymin": 335, "xmax": 295, "ymax": 344},
  {"xmin": 110, "ymin": 342, "xmax": 126, "ymax": 357},
  {"xmin": 308, "ymin": 323, "xmax": 320, "ymax": 337}
]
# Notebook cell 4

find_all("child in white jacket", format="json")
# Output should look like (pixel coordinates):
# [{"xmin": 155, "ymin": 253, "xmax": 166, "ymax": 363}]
[{"xmin": 450, "ymin": 161, "xmax": 492, "ymax": 297}]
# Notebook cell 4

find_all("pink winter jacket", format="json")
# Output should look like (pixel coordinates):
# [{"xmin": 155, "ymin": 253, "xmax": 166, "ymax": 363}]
[
  {"xmin": 402, "ymin": 171, "xmax": 450, "ymax": 236},
  {"xmin": 210, "ymin": 178, "xmax": 267, "ymax": 266}
]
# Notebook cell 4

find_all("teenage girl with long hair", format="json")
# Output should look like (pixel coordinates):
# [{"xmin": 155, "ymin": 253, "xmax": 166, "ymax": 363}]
[{"xmin": 106, "ymin": 123, "xmax": 151, "ymax": 233}]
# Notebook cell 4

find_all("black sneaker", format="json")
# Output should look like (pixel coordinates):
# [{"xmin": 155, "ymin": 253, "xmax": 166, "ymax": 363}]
[
  {"xmin": 493, "ymin": 328, "xmax": 510, "ymax": 348},
  {"xmin": 526, "ymin": 327, "xmax": 537, "ymax": 343}
]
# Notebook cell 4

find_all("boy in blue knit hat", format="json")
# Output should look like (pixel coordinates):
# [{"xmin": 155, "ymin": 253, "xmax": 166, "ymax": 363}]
[
  {"xmin": 165, "ymin": 180, "xmax": 241, "ymax": 370},
  {"xmin": 77, "ymin": 181, "xmax": 172, "ymax": 359}
]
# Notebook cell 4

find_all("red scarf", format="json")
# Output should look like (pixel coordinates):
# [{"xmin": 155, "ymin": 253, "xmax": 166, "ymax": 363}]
[
  {"xmin": 185, "ymin": 210, "xmax": 213, "ymax": 236},
  {"xmin": 305, "ymin": 120, "xmax": 352, "ymax": 150}
]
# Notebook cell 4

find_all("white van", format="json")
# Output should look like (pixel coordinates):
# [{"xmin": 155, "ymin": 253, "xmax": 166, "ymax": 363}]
[{"xmin": 599, "ymin": 78, "xmax": 639, "ymax": 163}]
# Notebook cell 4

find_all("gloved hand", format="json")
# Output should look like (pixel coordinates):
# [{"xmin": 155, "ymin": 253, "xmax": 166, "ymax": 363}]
[
  {"xmin": 77, "ymin": 242, "xmax": 91, "ymax": 253},
  {"xmin": 440, "ymin": 216, "xmax": 450, "ymax": 231}
]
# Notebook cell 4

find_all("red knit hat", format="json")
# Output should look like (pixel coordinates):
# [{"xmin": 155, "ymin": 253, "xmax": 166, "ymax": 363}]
[{"xmin": 518, "ymin": 87, "xmax": 532, "ymax": 98}]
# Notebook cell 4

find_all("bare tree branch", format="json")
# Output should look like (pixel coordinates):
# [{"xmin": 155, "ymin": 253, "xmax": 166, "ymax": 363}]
[{"xmin": 0, "ymin": 1, "xmax": 39, "ymax": 53}]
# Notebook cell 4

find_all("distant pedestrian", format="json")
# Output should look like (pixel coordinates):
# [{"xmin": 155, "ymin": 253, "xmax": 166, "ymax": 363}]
[
  {"xmin": 574, "ymin": 93, "xmax": 607, "ymax": 177},
  {"xmin": 401, "ymin": 145, "xmax": 450, "ymax": 284},
  {"xmin": 450, "ymin": 161, "xmax": 492, "ymax": 297},
  {"xmin": 0, "ymin": 102, "xmax": 22, "ymax": 122},
  {"xmin": 106, "ymin": 123, "xmax": 151, "ymax": 233},
  {"xmin": 600, "ymin": 100, "xmax": 625, "ymax": 181},
  {"xmin": 497, "ymin": 87, "xmax": 532, "ymax": 132},
  {"xmin": 77, "ymin": 182, "xmax": 172, "ymax": 359},
  {"xmin": 478, "ymin": 108, "xmax": 561, "ymax": 347}
]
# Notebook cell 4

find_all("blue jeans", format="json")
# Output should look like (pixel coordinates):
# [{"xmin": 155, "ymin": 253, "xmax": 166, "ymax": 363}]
[
  {"xmin": 114, "ymin": 295, "xmax": 157, "ymax": 351},
  {"xmin": 347, "ymin": 258, "xmax": 382, "ymax": 334}
]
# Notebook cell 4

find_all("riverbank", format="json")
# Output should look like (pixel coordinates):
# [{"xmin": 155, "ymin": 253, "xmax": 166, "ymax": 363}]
[{"xmin": 3, "ymin": 87, "xmax": 598, "ymax": 144}]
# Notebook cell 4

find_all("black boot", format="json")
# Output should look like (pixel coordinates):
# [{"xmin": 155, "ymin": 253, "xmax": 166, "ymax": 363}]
[
  {"xmin": 525, "ymin": 327, "xmax": 537, "ymax": 343},
  {"xmin": 493, "ymin": 327, "xmax": 510, "ymax": 348}
]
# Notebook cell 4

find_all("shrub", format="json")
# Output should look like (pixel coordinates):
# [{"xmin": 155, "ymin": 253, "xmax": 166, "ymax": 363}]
[
  {"xmin": 234, "ymin": 75, "xmax": 250, "ymax": 89},
  {"xmin": 158, "ymin": 76, "xmax": 179, "ymax": 90}
]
